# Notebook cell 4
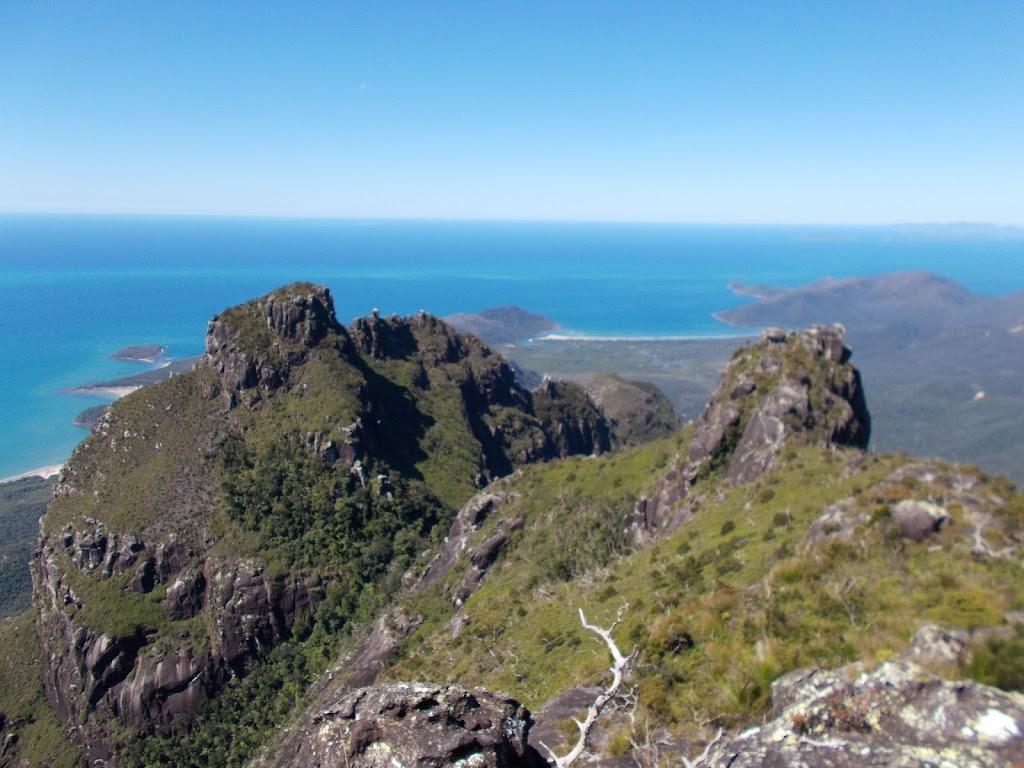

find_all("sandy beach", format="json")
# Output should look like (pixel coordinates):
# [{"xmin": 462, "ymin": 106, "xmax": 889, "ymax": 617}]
[
  {"xmin": 63, "ymin": 385, "xmax": 142, "ymax": 399},
  {"xmin": 0, "ymin": 464, "xmax": 63, "ymax": 485}
]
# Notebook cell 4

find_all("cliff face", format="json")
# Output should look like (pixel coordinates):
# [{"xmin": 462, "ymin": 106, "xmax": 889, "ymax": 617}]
[
  {"xmin": 30, "ymin": 283, "xmax": 611, "ymax": 764},
  {"xmin": 17, "ymin": 291, "xmax": 1024, "ymax": 768},
  {"xmin": 631, "ymin": 324, "xmax": 870, "ymax": 542}
]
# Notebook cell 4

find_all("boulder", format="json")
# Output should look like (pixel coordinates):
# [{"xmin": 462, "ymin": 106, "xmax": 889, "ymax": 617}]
[
  {"xmin": 892, "ymin": 499, "xmax": 949, "ymax": 541},
  {"xmin": 249, "ymin": 683, "xmax": 547, "ymax": 768},
  {"xmin": 694, "ymin": 624, "xmax": 1024, "ymax": 767}
]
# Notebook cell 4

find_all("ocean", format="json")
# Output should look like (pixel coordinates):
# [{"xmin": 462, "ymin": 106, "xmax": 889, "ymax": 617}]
[{"xmin": 1, "ymin": 214, "xmax": 1022, "ymax": 479}]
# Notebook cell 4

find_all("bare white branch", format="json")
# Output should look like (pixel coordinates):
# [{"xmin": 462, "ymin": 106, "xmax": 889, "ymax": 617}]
[
  {"xmin": 681, "ymin": 727, "xmax": 724, "ymax": 768},
  {"xmin": 542, "ymin": 606, "xmax": 633, "ymax": 768}
]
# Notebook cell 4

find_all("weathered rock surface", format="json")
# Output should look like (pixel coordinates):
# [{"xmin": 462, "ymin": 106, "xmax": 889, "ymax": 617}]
[
  {"xmin": 531, "ymin": 378, "xmax": 610, "ymax": 459},
  {"xmin": 630, "ymin": 325, "xmax": 870, "ymax": 542},
  {"xmin": 30, "ymin": 283, "xmax": 619, "ymax": 763},
  {"xmin": 33, "ymin": 527, "xmax": 321, "ymax": 765},
  {"xmin": 583, "ymin": 373, "xmax": 681, "ymax": 448},
  {"xmin": 697, "ymin": 624, "xmax": 1024, "ymax": 768},
  {"xmin": 892, "ymin": 499, "xmax": 949, "ymax": 541},
  {"xmin": 206, "ymin": 282, "xmax": 343, "ymax": 408},
  {"xmin": 249, "ymin": 683, "xmax": 547, "ymax": 768}
]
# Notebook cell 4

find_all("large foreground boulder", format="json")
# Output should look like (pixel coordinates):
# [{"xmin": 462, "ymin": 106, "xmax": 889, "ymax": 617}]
[
  {"xmin": 698, "ymin": 625, "xmax": 1024, "ymax": 767},
  {"xmin": 249, "ymin": 682, "xmax": 547, "ymax": 768}
]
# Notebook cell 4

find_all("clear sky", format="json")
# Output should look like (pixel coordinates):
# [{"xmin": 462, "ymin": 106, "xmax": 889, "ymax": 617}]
[{"xmin": 1, "ymin": 1, "xmax": 1022, "ymax": 224}]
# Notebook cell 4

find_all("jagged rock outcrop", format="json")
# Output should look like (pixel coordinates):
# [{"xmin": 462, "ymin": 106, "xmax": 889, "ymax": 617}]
[
  {"xmin": 532, "ymin": 378, "xmax": 610, "ymax": 459},
  {"xmin": 697, "ymin": 624, "xmax": 1024, "ymax": 767},
  {"xmin": 30, "ymin": 283, "xmax": 615, "ymax": 763},
  {"xmin": 250, "ymin": 683, "xmax": 547, "ymax": 768},
  {"xmin": 630, "ymin": 325, "xmax": 870, "ymax": 542},
  {"xmin": 205, "ymin": 282, "xmax": 344, "ymax": 408},
  {"xmin": 33, "ymin": 527, "xmax": 322, "ymax": 764}
]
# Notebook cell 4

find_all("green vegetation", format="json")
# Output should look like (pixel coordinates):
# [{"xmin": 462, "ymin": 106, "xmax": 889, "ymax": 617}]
[
  {"xmin": 506, "ymin": 336, "xmax": 743, "ymax": 421},
  {"xmin": 0, "ymin": 477, "xmax": 51, "ymax": 617},
  {"xmin": 0, "ymin": 613, "xmax": 82, "ymax": 767},
  {"xmin": 10, "ymin": 288, "xmax": 1024, "ymax": 766},
  {"xmin": 387, "ymin": 444, "xmax": 1024, "ymax": 746},
  {"xmin": 970, "ymin": 624, "xmax": 1024, "ymax": 692},
  {"xmin": 124, "ymin": 636, "xmax": 329, "ymax": 768}
]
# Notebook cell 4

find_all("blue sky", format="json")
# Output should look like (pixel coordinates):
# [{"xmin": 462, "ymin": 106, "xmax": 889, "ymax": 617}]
[{"xmin": 1, "ymin": 2, "xmax": 1022, "ymax": 224}]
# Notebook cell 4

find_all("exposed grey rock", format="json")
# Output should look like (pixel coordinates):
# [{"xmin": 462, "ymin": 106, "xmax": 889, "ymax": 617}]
[
  {"xmin": 249, "ymin": 683, "xmax": 547, "ymax": 768},
  {"xmin": 206, "ymin": 283, "xmax": 340, "ymax": 408},
  {"xmin": 696, "ymin": 624, "xmax": 1024, "ymax": 768},
  {"xmin": 629, "ymin": 325, "xmax": 870, "ymax": 543},
  {"xmin": 807, "ymin": 499, "xmax": 869, "ymax": 543},
  {"xmin": 892, "ymin": 499, "xmax": 949, "ymax": 541}
]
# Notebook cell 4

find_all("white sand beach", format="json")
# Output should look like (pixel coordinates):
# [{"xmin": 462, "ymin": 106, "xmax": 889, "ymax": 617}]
[
  {"xmin": 0, "ymin": 464, "xmax": 63, "ymax": 484},
  {"xmin": 63, "ymin": 385, "xmax": 142, "ymax": 399}
]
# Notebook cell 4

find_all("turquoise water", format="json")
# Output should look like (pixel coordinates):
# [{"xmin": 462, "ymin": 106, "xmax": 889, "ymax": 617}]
[{"xmin": 1, "ymin": 214, "xmax": 1022, "ymax": 478}]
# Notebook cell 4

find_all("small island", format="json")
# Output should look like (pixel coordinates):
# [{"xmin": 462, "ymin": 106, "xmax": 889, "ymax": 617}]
[{"xmin": 110, "ymin": 344, "xmax": 167, "ymax": 362}]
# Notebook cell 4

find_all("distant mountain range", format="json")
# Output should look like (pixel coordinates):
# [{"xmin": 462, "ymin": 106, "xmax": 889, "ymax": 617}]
[{"xmin": 716, "ymin": 270, "xmax": 1024, "ymax": 333}]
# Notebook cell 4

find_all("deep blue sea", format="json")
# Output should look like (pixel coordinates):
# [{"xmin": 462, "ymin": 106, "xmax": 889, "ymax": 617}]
[{"xmin": 1, "ymin": 214, "xmax": 1022, "ymax": 479}]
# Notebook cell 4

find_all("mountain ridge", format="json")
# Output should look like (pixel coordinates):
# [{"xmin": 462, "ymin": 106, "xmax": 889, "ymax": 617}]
[{"xmin": 2, "ymin": 282, "xmax": 1023, "ymax": 768}]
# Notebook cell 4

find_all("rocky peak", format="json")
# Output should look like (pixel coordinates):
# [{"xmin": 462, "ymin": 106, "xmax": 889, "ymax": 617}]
[
  {"xmin": 204, "ymin": 283, "xmax": 343, "ymax": 407},
  {"xmin": 350, "ymin": 310, "xmax": 481, "ymax": 367},
  {"xmin": 631, "ymin": 324, "xmax": 870, "ymax": 541},
  {"xmin": 263, "ymin": 283, "xmax": 337, "ymax": 346}
]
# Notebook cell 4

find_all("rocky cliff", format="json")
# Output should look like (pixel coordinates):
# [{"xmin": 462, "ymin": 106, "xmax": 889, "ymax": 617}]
[
  {"xmin": 29, "ymin": 283, "xmax": 612, "ymax": 765},
  {"xmin": 7, "ymin": 298, "xmax": 1024, "ymax": 768},
  {"xmin": 251, "ymin": 682, "xmax": 547, "ymax": 768},
  {"xmin": 631, "ymin": 324, "xmax": 869, "ymax": 542}
]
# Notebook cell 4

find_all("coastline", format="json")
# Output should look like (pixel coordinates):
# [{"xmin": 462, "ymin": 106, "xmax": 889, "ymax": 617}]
[
  {"xmin": 62, "ymin": 385, "xmax": 142, "ymax": 399},
  {"xmin": 533, "ymin": 330, "xmax": 757, "ymax": 343},
  {"xmin": 709, "ymin": 311, "xmax": 748, "ymax": 329},
  {"xmin": 0, "ymin": 464, "xmax": 63, "ymax": 485}
]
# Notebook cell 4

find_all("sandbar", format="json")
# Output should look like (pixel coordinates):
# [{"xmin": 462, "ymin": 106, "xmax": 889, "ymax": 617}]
[{"xmin": 0, "ymin": 464, "xmax": 63, "ymax": 485}]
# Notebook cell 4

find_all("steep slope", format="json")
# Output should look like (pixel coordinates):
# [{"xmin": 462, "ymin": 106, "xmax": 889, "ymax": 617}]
[
  {"xmin": 9, "ymin": 300, "xmax": 1024, "ymax": 768},
  {"xmin": 253, "ymin": 325, "xmax": 1024, "ymax": 768},
  {"xmin": 630, "ymin": 324, "xmax": 868, "ymax": 542},
  {"xmin": 0, "ymin": 477, "xmax": 51, "ymax": 617},
  {"xmin": 583, "ymin": 374, "xmax": 682, "ymax": 449},
  {"xmin": 22, "ymin": 283, "xmax": 610, "ymax": 766}
]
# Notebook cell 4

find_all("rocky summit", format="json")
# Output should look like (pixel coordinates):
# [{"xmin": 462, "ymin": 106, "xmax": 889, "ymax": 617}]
[
  {"xmin": 3, "ymin": 284, "xmax": 1023, "ymax": 768},
  {"xmin": 24, "ymin": 283, "xmax": 614, "ymax": 765},
  {"xmin": 630, "ymin": 324, "xmax": 869, "ymax": 542}
]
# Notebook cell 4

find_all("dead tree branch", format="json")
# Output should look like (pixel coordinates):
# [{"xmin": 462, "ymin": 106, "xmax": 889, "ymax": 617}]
[
  {"xmin": 540, "ymin": 605, "xmax": 633, "ymax": 768},
  {"xmin": 681, "ymin": 727, "xmax": 724, "ymax": 768}
]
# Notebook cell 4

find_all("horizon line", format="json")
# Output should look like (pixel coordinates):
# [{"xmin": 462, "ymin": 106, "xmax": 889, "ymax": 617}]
[{"xmin": 2, "ymin": 210, "xmax": 1024, "ymax": 231}]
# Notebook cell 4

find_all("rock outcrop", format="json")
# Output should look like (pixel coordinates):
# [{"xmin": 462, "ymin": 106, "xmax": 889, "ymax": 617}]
[
  {"xmin": 697, "ymin": 625, "xmax": 1024, "ymax": 767},
  {"xmin": 30, "ymin": 283, "xmax": 615, "ymax": 763},
  {"xmin": 205, "ymin": 282, "xmax": 345, "ymax": 408},
  {"xmin": 630, "ymin": 325, "xmax": 870, "ymax": 542},
  {"xmin": 583, "ymin": 373, "xmax": 682, "ymax": 448},
  {"xmin": 250, "ymin": 683, "xmax": 547, "ymax": 768}
]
